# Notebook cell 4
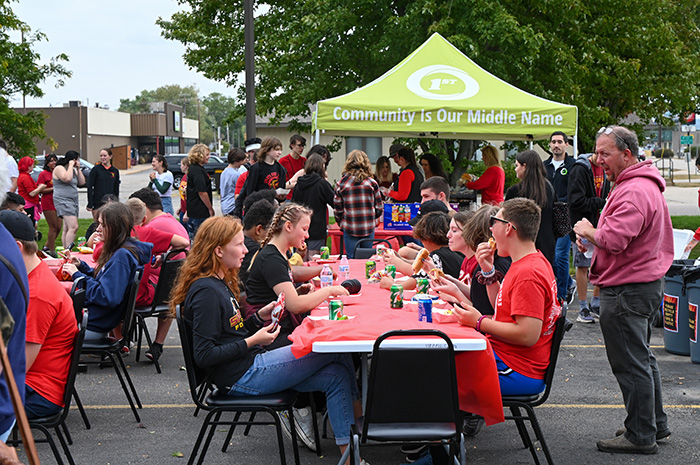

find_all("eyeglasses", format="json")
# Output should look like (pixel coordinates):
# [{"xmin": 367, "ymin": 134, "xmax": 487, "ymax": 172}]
[
  {"xmin": 598, "ymin": 126, "xmax": 629, "ymax": 150},
  {"xmin": 295, "ymin": 143, "xmax": 305, "ymax": 148},
  {"xmin": 490, "ymin": 215, "xmax": 517, "ymax": 230}
]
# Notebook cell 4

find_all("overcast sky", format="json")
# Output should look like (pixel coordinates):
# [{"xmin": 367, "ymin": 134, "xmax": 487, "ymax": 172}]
[{"xmin": 10, "ymin": 0, "xmax": 234, "ymax": 110}]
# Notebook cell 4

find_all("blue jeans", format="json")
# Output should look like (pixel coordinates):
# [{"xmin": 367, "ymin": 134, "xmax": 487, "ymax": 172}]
[
  {"xmin": 161, "ymin": 196, "xmax": 174, "ymax": 216},
  {"xmin": 188, "ymin": 217, "xmax": 208, "ymax": 241},
  {"xmin": 343, "ymin": 231, "xmax": 374, "ymax": 259},
  {"xmin": 554, "ymin": 235, "xmax": 573, "ymax": 301},
  {"xmin": 229, "ymin": 346, "xmax": 359, "ymax": 445},
  {"xmin": 599, "ymin": 279, "xmax": 667, "ymax": 445}
]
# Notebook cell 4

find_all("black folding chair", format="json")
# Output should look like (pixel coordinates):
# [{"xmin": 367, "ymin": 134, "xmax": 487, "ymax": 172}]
[
  {"xmin": 133, "ymin": 248, "xmax": 187, "ymax": 373},
  {"xmin": 177, "ymin": 306, "xmax": 319, "ymax": 465},
  {"xmin": 11, "ymin": 311, "xmax": 88, "ymax": 465},
  {"xmin": 342, "ymin": 329, "xmax": 466, "ymax": 465},
  {"xmin": 80, "ymin": 268, "xmax": 144, "ymax": 422},
  {"xmin": 68, "ymin": 277, "xmax": 90, "ymax": 430},
  {"xmin": 501, "ymin": 309, "xmax": 569, "ymax": 465},
  {"xmin": 353, "ymin": 238, "xmax": 393, "ymax": 260}
]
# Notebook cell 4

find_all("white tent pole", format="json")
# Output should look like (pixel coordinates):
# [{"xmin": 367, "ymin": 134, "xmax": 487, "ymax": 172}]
[
  {"xmin": 315, "ymin": 129, "xmax": 320, "ymax": 145},
  {"xmin": 573, "ymin": 134, "xmax": 578, "ymax": 156},
  {"xmin": 529, "ymin": 141, "xmax": 533, "ymax": 149}
]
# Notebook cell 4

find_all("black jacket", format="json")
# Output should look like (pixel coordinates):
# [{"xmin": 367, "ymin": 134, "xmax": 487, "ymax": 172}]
[
  {"xmin": 567, "ymin": 154, "xmax": 611, "ymax": 239},
  {"xmin": 544, "ymin": 154, "xmax": 575, "ymax": 202},
  {"xmin": 87, "ymin": 164, "xmax": 120, "ymax": 209},
  {"xmin": 291, "ymin": 173, "xmax": 334, "ymax": 240}
]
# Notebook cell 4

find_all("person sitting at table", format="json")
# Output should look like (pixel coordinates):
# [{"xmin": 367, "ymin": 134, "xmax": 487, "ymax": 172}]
[
  {"xmin": 334, "ymin": 150, "xmax": 383, "ymax": 259},
  {"xmin": 464, "ymin": 145, "xmax": 505, "ymax": 206},
  {"xmin": 62, "ymin": 202, "xmax": 152, "ymax": 341},
  {"xmin": 240, "ymin": 197, "xmax": 277, "ymax": 291},
  {"xmin": 245, "ymin": 202, "xmax": 349, "ymax": 350},
  {"xmin": 0, "ymin": 210, "xmax": 77, "ymax": 420},
  {"xmin": 382, "ymin": 210, "xmax": 464, "ymax": 290},
  {"xmin": 431, "ymin": 205, "xmax": 511, "ymax": 316},
  {"xmin": 453, "ymin": 198, "xmax": 561, "ymax": 396},
  {"xmin": 169, "ymin": 216, "xmax": 362, "ymax": 462},
  {"xmin": 291, "ymin": 154, "xmax": 334, "ymax": 260}
]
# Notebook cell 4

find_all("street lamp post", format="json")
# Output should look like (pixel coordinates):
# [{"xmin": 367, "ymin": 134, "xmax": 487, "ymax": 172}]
[{"xmin": 244, "ymin": 0, "xmax": 256, "ymax": 139}]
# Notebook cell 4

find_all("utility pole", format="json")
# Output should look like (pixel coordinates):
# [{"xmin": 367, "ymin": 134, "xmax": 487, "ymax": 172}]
[{"xmin": 244, "ymin": 0, "xmax": 256, "ymax": 139}]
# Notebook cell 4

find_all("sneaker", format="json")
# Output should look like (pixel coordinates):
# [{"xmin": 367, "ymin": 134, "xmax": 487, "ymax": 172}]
[
  {"xmin": 145, "ymin": 343, "xmax": 163, "ymax": 363},
  {"xmin": 597, "ymin": 434, "xmax": 658, "ymax": 454},
  {"xmin": 277, "ymin": 411, "xmax": 294, "ymax": 442},
  {"xmin": 576, "ymin": 309, "xmax": 594, "ymax": 324},
  {"xmin": 402, "ymin": 444, "xmax": 429, "ymax": 463},
  {"xmin": 293, "ymin": 406, "xmax": 317, "ymax": 452},
  {"xmin": 120, "ymin": 345, "xmax": 130, "ymax": 356},
  {"xmin": 462, "ymin": 415, "xmax": 485, "ymax": 437},
  {"xmin": 615, "ymin": 427, "xmax": 671, "ymax": 442},
  {"xmin": 98, "ymin": 354, "xmax": 113, "ymax": 369},
  {"xmin": 566, "ymin": 281, "xmax": 577, "ymax": 305},
  {"xmin": 42, "ymin": 247, "xmax": 58, "ymax": 258},
  {"xmin": 590, "ymin": 305, "xmax": 600, "ymax": 319}
]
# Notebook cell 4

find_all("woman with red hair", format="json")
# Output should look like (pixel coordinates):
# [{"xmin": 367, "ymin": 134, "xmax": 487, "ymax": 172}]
[{"xmin": 17, "ymin": 156, "xmax": 46, "ymax": 224}]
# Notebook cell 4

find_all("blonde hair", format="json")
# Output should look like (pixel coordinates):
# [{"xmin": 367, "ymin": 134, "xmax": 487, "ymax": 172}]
[
  {"xmin": 188, "ymin": 144, "xmax": 210, "ymax": 165},
  {"xmin": 342, "ymin": 150, "xmax": 372, "ymax": 182},
  {"xmin": 170, "ymin": 216, "xmax": 243, "ymax": 314},
  {"xmin": 256, "ymin": 136, "xmax": 283, "ymax": 163},
  {"xmin": 481, "ymin": 145, "xmax": 501, "ymax": 168},
  {"xmin": 248, "ymin": 203, "xmax": 312, "ymax": 270},
  {"xmin": 125, "ymin": 198, "xmax": 147, "ymax": 226}
]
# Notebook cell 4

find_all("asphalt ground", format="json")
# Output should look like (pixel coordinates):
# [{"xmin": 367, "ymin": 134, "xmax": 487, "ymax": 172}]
[{"xmin": 15, "ymin": 163, "xmax": 698, "ymax": 464}]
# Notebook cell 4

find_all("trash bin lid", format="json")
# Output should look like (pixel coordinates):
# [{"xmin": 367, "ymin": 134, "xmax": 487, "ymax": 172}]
[
  {"xmin": 667, "ymin": 259, "xmax": 695, "ymax": 277},
  {"xmin": 682, "ymin": 266, "xmax": 700, "ymax": 284}
]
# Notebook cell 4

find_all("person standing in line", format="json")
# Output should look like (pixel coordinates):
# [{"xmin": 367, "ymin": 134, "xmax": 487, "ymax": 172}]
[
  {"xmin": 176, "ymin": 157, "xmax": 189, "ymax": 226},
  {"xmin": 52, "ymin": 150, "xmax": 85, "ymax": 247},
  {"xmin": 37, "ymin": 154, "xmax": 62, "ymax": 253},
  {"xmin": 567, "ymin": 149, "xmax": 610, "ymax": 323},
  {"xmin": 243, "ymin": 137, "xmax": 262, "ymax": 169},
  {"xmin": 220, "ymin": 148, "xmax": 247, "ymax": 216},
  {"xmin": 233, "ymin": 136, "xmax": 288, "ymax": 218},
  {"xmin": 279, "ymin": 134, "xmax": 307, "ymax": 197},
  {"xmin": 544, "ymin": 132, "xmax": 576, "ymax": 305},
  {"xmin": 574, "ymin": 126, "xmax": 672, "ymax": 455},
  {"xmin": 185, "ymin": 144, "xmax": 214, "ymax": 239},
  {"xmin": 87, "ymin": 148, "xmax": 120, "ymax": 220},
  {"xmin": 334, "ymin": 150, "xmax": 383, "ymax": 259},
  {"xmin": 149, "ymin": 155, "xmax": 175, "ymax": 216},
  {"xmin": 465, "ymin": 145, "xmax": 505, "ymax": 206}
]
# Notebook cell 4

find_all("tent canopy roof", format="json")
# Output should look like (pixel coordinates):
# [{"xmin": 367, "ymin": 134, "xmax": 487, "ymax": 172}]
[{"xmin": 314, "ymin": 33, "xmax": 577, "ymax": 141}]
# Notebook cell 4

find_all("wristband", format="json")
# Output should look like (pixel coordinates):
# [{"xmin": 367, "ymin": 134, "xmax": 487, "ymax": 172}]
[
  {"xmin": 480, "ymin": 267, "xmax": 496, "ymax": 278},
  {"xmin": 476, "ymin": 315, "xmax": 487, "ymax": 333},
  {"xmin": 254, "ymin": 310, "xmax": 263, "ymax": 325}
]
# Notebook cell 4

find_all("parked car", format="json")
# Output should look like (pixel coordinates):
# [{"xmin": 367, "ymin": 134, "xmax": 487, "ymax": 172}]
[
  {"xmin": 164, "ymin": 154, "xmax": 227, "ymax": 191},
  {"xmin": 30, "ymin": 155, "xmax": 93, "ymax": 186}
]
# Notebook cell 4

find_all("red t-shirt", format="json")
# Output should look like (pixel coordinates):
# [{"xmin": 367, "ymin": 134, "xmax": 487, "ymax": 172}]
[
  {"xmin": 26, "ymin": 261, "xmax": 78, "ymax": 406},
  {"xmin": 17, "ymin": 172, "xmax": 39, "ymax": 205},
  {"xmin": 235, "ymin": 170, "xmax": 249, "ymax": 195},
  {"xmin": 489, "ymin": 251, "xmax": 561, "ymax": 379},
  {"xmin": 459, "ymin": 256, "xmax": 478, "ymax": 285},
  {"xmin": 133, "ymin": 224, "xmax": 178, "ymax": 306},
  {"xmin": 279, "ymin": 154, "xmax": 306, "ymax": 178}
]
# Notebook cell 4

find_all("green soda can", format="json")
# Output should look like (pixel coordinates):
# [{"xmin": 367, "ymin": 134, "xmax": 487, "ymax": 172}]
[
  {"xmin": 385, "ymin": 264, "xmax": 396, "ymax": 279},
  {"xmin": 55, "ymin": 246, "xmax": 65, "ymax": 254},
  {"xmin": 416, "ymin": 277, "xmax": 430, "ymax": 294},
  {"xmin": 390, "ymin": 284, "xmax": 404, "ymax": 308},
  {"xmin": 320, "ymin": 246, "xmax": 330, "ymax": 259},
  {"xmin": 77, "ymin": 236, "xmax": 87, "ymax": 247},
  {"xmin": 365, "ymin": 260, "xmax": 376, "ymax": 279},
  {"xmin": 329, "ymin": 299, "xmax": 344, "ymax": 320}
]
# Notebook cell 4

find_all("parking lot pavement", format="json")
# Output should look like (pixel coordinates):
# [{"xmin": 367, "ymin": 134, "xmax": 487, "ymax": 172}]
[{"xmin": 12, "ymin": 302, "xmax": 700, "ymax": 465}]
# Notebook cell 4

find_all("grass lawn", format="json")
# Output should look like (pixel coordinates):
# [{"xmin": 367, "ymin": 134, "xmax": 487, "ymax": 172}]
[{"xmin": 36, "ymin": 219, "xmax": 93, "ymax": 250}]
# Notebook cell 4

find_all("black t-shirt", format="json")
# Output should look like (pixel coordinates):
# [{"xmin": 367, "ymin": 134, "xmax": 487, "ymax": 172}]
[
  {"xmin": 246, "ymin": 245, "xmax": 292, "ymax": 306},
  {"xmin": 254, "ymin": 162, "xmax": 286, "ymax": 190},
  {"xmin": 470, "ymin": 255, "xmax": 511, "ymax": 316},
  {"xmin": 186, "ymin": 164, "xmax": 212, "ymax": 219},
  {"xmin": 430, "ymin": 247, "xmax": 464, "ymax": 279},
  {"xmin": 240, "ymin": 235, "xmax": 261, "ymax": 292}
]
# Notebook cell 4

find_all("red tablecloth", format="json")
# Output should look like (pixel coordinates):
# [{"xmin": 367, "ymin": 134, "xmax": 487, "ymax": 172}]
[
  {"xmin": 328, "ymin": 223, "xmax": 414, "ymax": 255},
  {"xmin": 290, "ymin": 259, "xmax": 504, "ymax": 426},
  {"xmin": 49, "ymin": 253, "xmax": 97, "ymax": 293}
]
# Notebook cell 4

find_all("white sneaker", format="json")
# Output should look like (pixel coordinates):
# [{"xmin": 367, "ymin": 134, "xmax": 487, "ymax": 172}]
[
  {"xmin": 277, "ymin": 411, "xmax": 293, "ymax": 442},
  {"xmin": 293, "ymin": 406, "xmax": 317, "ymax": 452}
]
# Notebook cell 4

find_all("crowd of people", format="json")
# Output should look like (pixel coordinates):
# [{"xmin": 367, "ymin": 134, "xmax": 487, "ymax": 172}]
[{"xmin": 0, "ymin": 125, "xmax": 675, "ymax": 461}]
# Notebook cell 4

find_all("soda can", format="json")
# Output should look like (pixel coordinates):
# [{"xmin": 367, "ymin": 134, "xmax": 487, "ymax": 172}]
[
  {"xmin": 416, "ymin": 277, "xmax": 430, "ymax": 294},
  {"xmin": 77, "ymin": 236, "xmax": 87, "ymax": 247},
  {"xmin": 320, "ymin": 246, "xmax": 330, "ymax": 259},
  {"xmin": 416, "ymin": 296, "xmax": 433, "ymax": 323},
  {"xmin": 376, "ymin": 244, "xmax": 386, "ymax": 258},
  {"xmin": 329, "ymin": 299, "xmax": 344, "ymax": 320},
  {"xmin": 385, "ymin": 264, "xmax": 396, "ymax": 279},
  {"xmin": 55, "ymin": 246, "xmax": 65, "ymax": 254},
  {"xmin": 365, "ymin": 260, "xmax": 376, "ymax": 279},
  {"xmin": 390, "ymin": 284, "xmax": 404, "ymax": 308}
]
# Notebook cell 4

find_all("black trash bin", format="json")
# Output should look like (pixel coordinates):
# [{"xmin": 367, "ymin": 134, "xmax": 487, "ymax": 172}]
[
  {"xmin": 663, "ymin": 260, "xmax": 694, "ymax": 356},
  {"xmin": 683, "ymin": 266, "xmax": 700, "ymax": 364}
]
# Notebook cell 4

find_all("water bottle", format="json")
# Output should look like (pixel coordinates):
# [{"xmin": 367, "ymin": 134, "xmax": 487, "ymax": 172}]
[
  {"xmin": 320, "ymin": 264, "xmax": 333, "ymax": 288},
  {"xmin": 581, "ymin": 238, "xmax": 594, "ymax": 259},
  {"xmin": 339, "ymin": 255, "xmax": 350, "ymax": 280}
]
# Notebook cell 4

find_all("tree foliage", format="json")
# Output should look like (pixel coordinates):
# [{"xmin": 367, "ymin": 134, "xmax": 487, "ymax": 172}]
[
  {"xmin": 0, "ymin": 0, "xmax": 71, "ymax": 158},
  {"xmin": 118, "ymin": 84, "xmax": 201, "ymax": 118},
  {"xmin": 158, "ymin": 0, "xmax": 700, "ymax": 180}
]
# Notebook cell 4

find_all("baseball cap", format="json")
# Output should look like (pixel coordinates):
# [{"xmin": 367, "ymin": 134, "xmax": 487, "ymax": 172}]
[
  {"xmin": 408, "ymin": 199, "xmax": 449, "ymax": 226},
  {"xmin": 0, "ymin": 209, "xmax": 37, "ymax": 242},
  {"xmin": 389, "ymin": 143, "xmax": 404, "ymax": 157}
]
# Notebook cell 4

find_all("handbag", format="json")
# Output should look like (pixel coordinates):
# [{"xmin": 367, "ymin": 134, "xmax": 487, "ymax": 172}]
[{"xmin": 552, "ymin": 201, "xmax": 572, "ymax": 238}]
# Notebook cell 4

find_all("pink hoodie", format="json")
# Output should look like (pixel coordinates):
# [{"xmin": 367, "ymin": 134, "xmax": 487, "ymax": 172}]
[{"xmin": 590, "ymin": 160, "xmax": 673, "ymax": 287}]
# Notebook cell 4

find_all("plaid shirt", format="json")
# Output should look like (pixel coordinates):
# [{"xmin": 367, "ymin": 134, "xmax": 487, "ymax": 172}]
[{"xmin": 334, "ymin": 174, "xmax": 383, "ymax": 237}]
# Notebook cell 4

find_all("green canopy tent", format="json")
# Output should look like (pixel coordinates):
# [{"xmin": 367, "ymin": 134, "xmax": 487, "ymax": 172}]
[{"xmin": 313, "ymin": 33, "xmax": 578, "ymax": 146}]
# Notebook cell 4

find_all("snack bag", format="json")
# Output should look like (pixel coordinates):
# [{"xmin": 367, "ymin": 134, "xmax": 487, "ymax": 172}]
[
  {"xmin": 55, "ymin": 256, "xmax": 72, "ymax": 281},
  {"xmin": 269, "ymin": 292, "xmax": 285, "ymax": 332}
]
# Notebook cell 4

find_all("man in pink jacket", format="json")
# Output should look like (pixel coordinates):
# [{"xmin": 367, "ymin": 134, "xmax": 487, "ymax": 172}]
[{"xmin": 574, "ymin": 126, "xmax": 673, "ymax": 455}]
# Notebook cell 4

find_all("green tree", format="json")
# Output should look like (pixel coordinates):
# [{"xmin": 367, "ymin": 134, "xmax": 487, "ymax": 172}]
[
  {"xmin": 118, "ymin": 84, "xmax": 201, "ymax": 118},
  {"xmin": 0, "ymin": 0, "xmax": 71, "ymax": 158},
  {"xmin": 158, "ymin": 0, "xmax": 700, "ymax": 181}
]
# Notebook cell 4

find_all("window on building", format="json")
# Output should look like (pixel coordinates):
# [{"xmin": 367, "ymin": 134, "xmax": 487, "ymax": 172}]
[{"xmin": 346, "ymin": 137, "xmax": 382, "ymax": 163}]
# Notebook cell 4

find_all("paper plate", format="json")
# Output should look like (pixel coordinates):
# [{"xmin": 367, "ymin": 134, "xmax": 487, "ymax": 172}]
[{"xmin": 307, "ymin": 314, "xmax": 356, "ymax": 321}]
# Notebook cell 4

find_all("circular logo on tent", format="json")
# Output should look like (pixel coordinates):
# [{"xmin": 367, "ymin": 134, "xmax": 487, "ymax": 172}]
[{"xmin": 406, "ymin": 65, "xmax": 479, "ymax": 101}]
